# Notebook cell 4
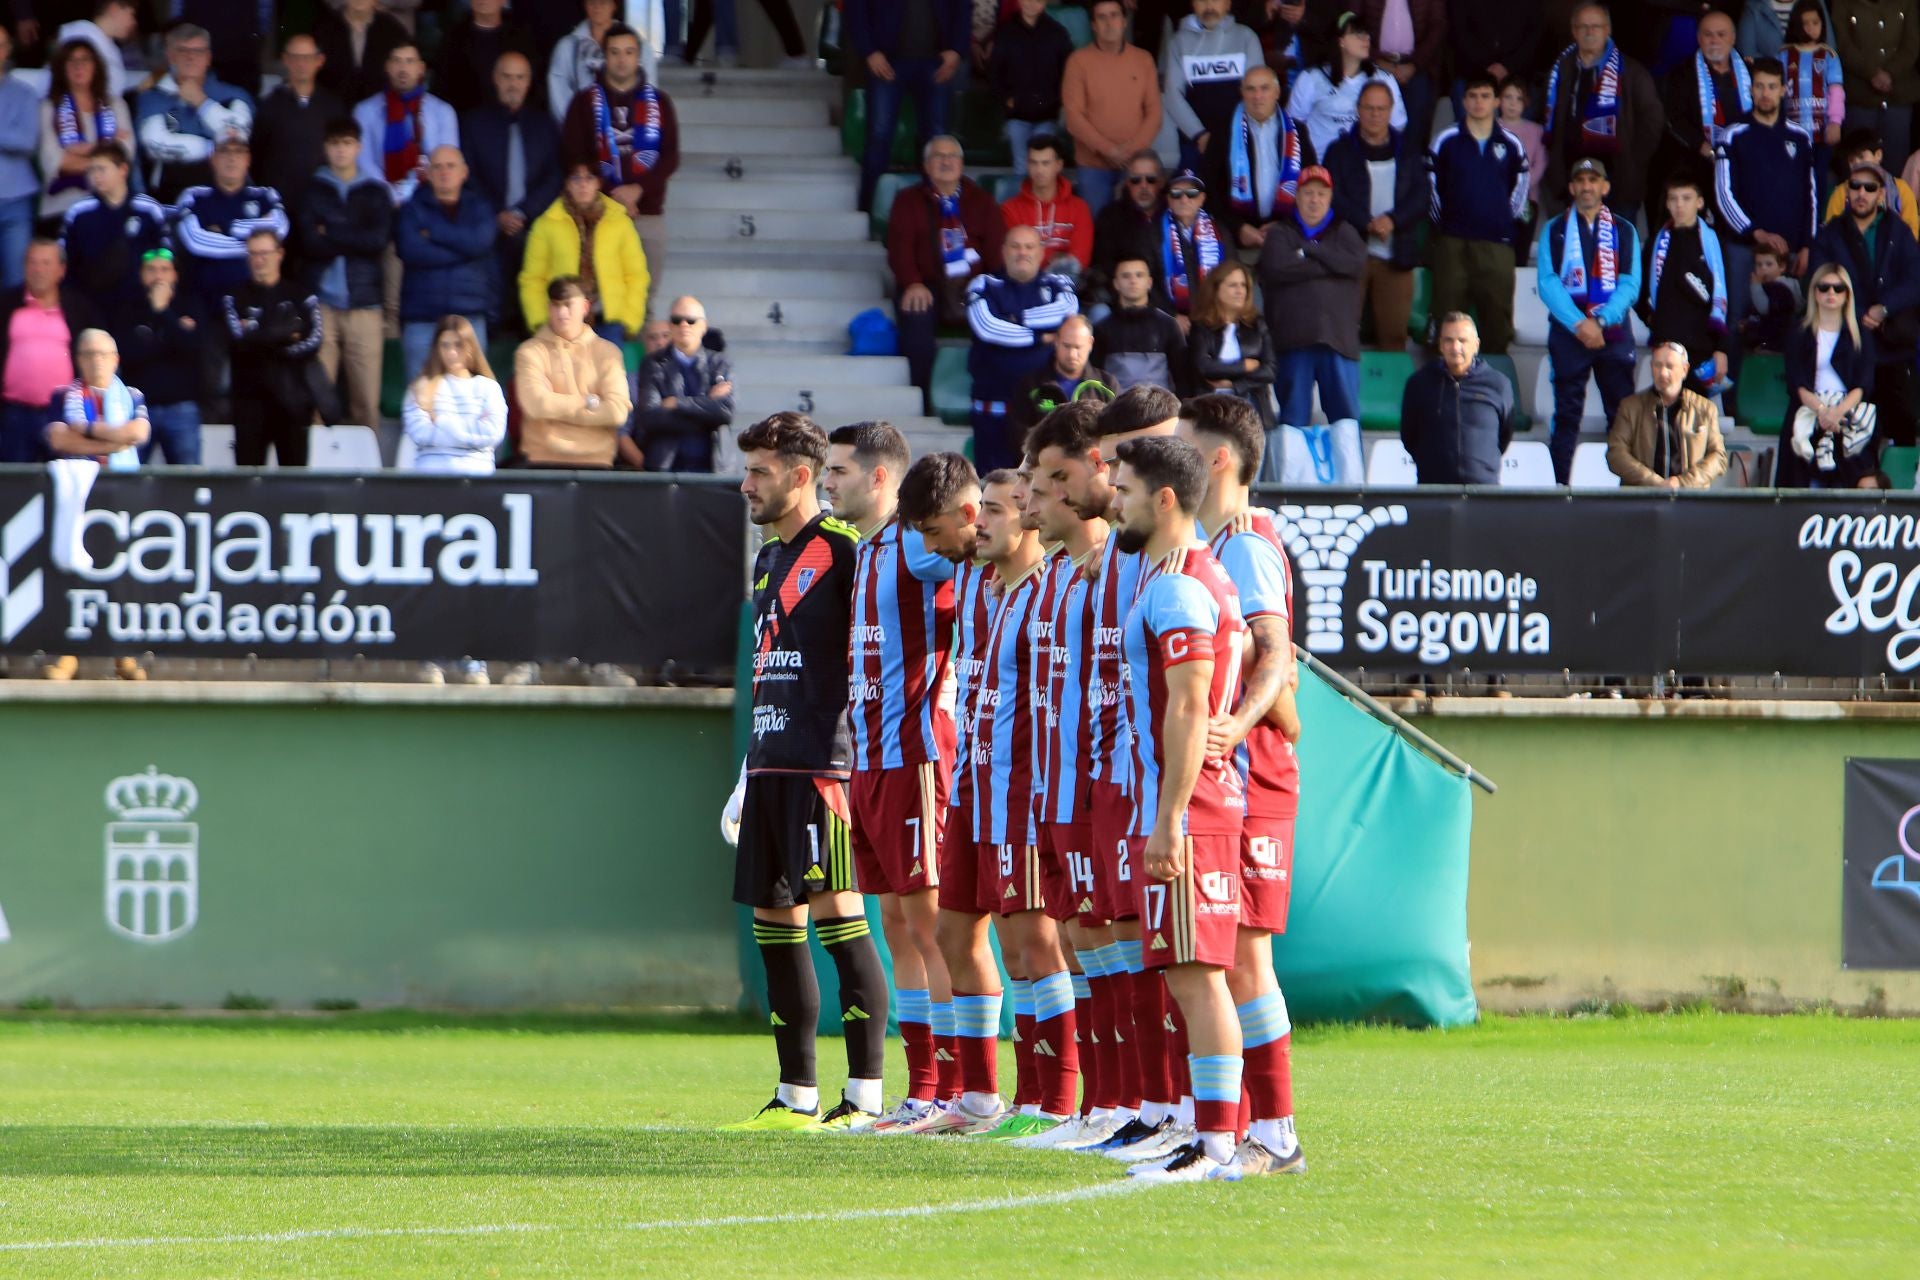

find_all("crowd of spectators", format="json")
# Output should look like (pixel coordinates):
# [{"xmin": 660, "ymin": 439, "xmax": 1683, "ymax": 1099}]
[
  {"xmin": 869, "ymin": 0, "xmax": 1920, "ymax": 489},
  {"xmin": 0, "ymin": 0, "xmax": 729, "ymax": 475}
]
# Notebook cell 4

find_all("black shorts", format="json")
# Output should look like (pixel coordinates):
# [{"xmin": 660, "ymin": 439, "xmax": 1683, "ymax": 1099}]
[{"xmin": 733, "ymin": 773, "xmax": 856, "ymax": 909}]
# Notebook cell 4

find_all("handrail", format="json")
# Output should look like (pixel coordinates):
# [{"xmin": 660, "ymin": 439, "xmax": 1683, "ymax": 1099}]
[{"xmin": 1299, "ymin": 647, "xmax": 1499, "ymax": 795}]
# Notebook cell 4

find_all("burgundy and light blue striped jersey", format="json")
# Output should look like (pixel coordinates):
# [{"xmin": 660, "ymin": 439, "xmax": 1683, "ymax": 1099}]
[
  {"xmin": 1086, "ymin": 536, "xmax": 1146, "ymax": 790},
  {"xmin": 948, "ymin": 559, "xmax": 997, "ymax": 812},
  {"xmin": 1040, "ymin": 537, "xmax": 1107, "ymax": 824},
  {"xmin": 1124, "ymin": 544, "xmax": 1247, "ymax": 838},
  {"xmin": 1025, "ymin": 547, "xmax": 1072, "ymax": 829},
  {"xmin": 971, "ymin": 557, "xmax": 1049, "ymax": 846},
  {"xmin": 1210, "ymin": 512, "xmax": 1300, "ymax": 816},
  {"xmin": 850, "ymin": 516, "xmax": 957, "ymax": 771}
]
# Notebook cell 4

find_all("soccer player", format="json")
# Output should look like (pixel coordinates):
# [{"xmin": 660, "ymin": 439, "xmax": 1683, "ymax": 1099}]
[
  {"xmin": 820, "ymin": 422, "xmax": 958, "ymax": 1132},
  {"xmin": 1179, "ymin": 393, "xmax": 1308, "ymax": 1177},
  {"xmin": 1009, "ymin": 399, "xmax": 1129, "ymax": 1150},
  {"xmin": 1109, "ymin": 434, "xmax": 1249, "ymax": 1183},
  {"xmin": 720, "ymin": 413, "xmax": 890, "ymax": 1131},
  {"xmin": 889, "ymin": 453, "xmax": 1003, "ymax": 1135}
]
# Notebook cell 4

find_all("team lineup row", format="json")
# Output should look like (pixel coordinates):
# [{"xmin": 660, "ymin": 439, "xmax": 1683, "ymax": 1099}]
[{"xmin": 722, "ymin": 383, "xmax": 1302, "ymax": 1183}]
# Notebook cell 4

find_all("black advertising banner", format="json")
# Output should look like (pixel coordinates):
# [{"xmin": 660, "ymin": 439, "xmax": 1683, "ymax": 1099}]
[
  {"xmin": 1842, "ymin": 760, "xmax": 1920, "ymax": 970},
  {"xmin": 1250, "ymin": 490, "xmax": 1920, "ymax": 677},
  {"xmin": 0, "ymin": 469, "xmax": 745, "ymax": 673}
]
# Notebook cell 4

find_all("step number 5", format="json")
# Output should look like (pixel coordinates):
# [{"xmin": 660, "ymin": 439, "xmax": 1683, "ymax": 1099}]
[{"xmin": 738, "ymin": 214, "xmax": 756, "ymax": 238}]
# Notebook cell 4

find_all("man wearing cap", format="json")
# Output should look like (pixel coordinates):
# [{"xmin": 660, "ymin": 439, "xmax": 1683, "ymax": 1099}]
[
  {"xmin": 1156, "ymin": 167, "xmax": 1226, "ymax": 324},
  {"xmin": 1607, "ymin": 340, "xmax": 1726, "ymax": 489},
  {"xmin": 1258, "ymin": 164, "xmax": 1367, "ymax": 484},
  {"xmin": 1811, "ymin": 159, "xmax": 1920, "ymax": 446},
  {"xmin": 1536, "ymin": 156, "xmax": 1642, "ymax": 485},
  {"xmin": 114, "ymin": 248, "xmax": 209, "ymax": 465},
  {"xmin": 173, "ymin": 136, "xmax": 291, "ymax": 310},
  {"xmin": 1202, "ymin": 64, "xmax": 1309, "ymax": 251}
]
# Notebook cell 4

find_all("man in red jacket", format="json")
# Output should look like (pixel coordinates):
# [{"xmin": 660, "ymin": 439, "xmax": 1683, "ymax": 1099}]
[
  {"xmin": 886, "ymin": 135, "xmax": 1006, "ymax": 411},
  {"xmin": 1000, "ymin": 135, "xmax": 1095, "ymax": 274}
]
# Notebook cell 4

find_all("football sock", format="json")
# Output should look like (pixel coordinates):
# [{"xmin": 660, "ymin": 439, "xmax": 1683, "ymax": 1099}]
[
  {"xmin": 1031, "ymin": 968, "xmax": 1081, "ymax": 1117},
  {"xmin": 1251, "ymin": 1115, "xmax": 1298, "ymax": 1155},
  {"xmin": 1110, "ymin": 942, "xmax": 1143, "ymax": 1109},
  {"xmin": 815, "ymin": 915, "xmax": 887, "ymax": 1082},
  {"xmin": 753, "ymin": 919, "xmax": 818, "ymax": 1088},
  {"xmin": 951, "ymin": 989, "xmax": 1002, "ymax": 1097},
  {"xmin": 1168, "ymin": 1005, "xmax": 1192, "ymax": 1102},
  {"xmin": 1190, "ymin": 1054, "xmax": 1243, "ymax": 1162},
  {"xmin": 844, "ymin": 1076, "xmax": 884, "ymax": 1114},
  {"xmin": 896, "ymin": 986, "xmax": 937, "ymax": 1102},
  {"xmin": 1070, "ymin": 969, "xmax": 1097, "ymax": 1115},
  {"xmin": 776, "ymin": 1083, "xmax": 819, "ymax": 1113},
  {"xmin": 1009, "ymin": 978, "xmax": 1038, "ymax": 1110},
  {"xmin": 1238, "ymin": 990, "xmax": 1295, "ymax": 1129},
  {"xmin": 931, "ymin": 999, "xmax": 962, "ymax": 1098},
  {"xmin": 1132, "ymin": 969, "xmax": 1173, "ymax": 1109}
]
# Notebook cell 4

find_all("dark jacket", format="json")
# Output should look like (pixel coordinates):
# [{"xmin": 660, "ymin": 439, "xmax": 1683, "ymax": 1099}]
[
  {"xmin": 462, "ymin": 102, "xmax": 565, "ymax": 226},
  {"xmin": 1093, "ymin": 304, "xmax": 1188, "ymax": 394},
  {"xmin": 1188, "ymin": 318, "xmax": 1277, "ymax": 428},
  {"xmin": 1427, "ymin": 123, "xmax": 1531, "ymax": 245},
  {"xmin": 299, "ymin": 170, "xmax": 394, "ymax": 313},
  {"xmin": 1447, "ymin": 0, "xmax": 1538, "ymax": 81},
  {"xmin": 1197, "ymin": 117, "xmax": 1316, "ymax": 246},
  {"xmin": 114, "ymin": 292, "xmax": 210, "ymax": 408},
  {"xmin": 59, "ymin": 194, "xmax": 169, "ymax": 315},
  {"xmin": 1810, "ymin": 211, "xmax": 1920, "ymax": 352},
  {"xmin": 886, "ymin": 177, "xmax": 1006, "ymax": 295},
  {"xmin": 314, "ymin": 8, "xmax": 411, "ymax": 107},
  {"xmin": 1089, "ymin": 196, "xmax": 1163, "ymax": 298},
  {"xmin": 0, "ymin": 287, "xmax": 96, "ymax": 403},
  {"xmin": 1780, "ymin": 321, "xmax": 1879, "ymax": 486},
  {"xmin": 559, "ymin": 78, "xmax": 681, "ymax": 216},
  {"xmin": 1399, "ymin": 356, "xmax": 1514, "ymax": 484},
  {"xmin": 638, "ymin": 343, "xmax": 734, "ymax": 437},
  {"xmin": 1541, "ymin": 46, "xmax": 1665, "ymax": 210},
  {"xmin": 395, "ymin": 185, "xmax": 499, "ymax": 322},
  {"xmin": 436, "ymin": 16, "xmax": 542, "ymax": 115},
  {"xmin": 252, "ymin": 83, "xmax": 347, "ymax": 213},
  {"xmin": 1360, "ymin": 0, "xmax": 1448, "ymax": 76},
  {"xmin": 1257, "ymin": 216, "xmax": 1369, "ymax": 360},
  {"xmin": 1323, "ymin": 126, "xmax": 1427, "ymax": 269},
  {"xmin": 989, "ymin": 14, "xmax": 1076, "ymax": 123},
  {"xmin": 1663, "ymin": 57, "xmax": 1749, "ymax": 159},
  {"xmin": 1715, "ymin": 118, "xmax": 1819, "ymax": 251},
  {"xmin": 844, "ymin": 0, "xmax": 970, "ymax": 57},
  {"xmin": 223, "ymin": 277, "xmax": 323, "ymax": 411}
]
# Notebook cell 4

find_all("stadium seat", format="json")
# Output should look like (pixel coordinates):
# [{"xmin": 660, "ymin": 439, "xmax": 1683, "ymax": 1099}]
[
  {"xmin": 1364, "ymin": 435, "xmax": 1419, "ymax": 486},
  {"xmin": 1358, "ymin": 350, "xmax": 1417, "ymax": 432},
  {"xmin": 932, "ymin": 345, "xmax": 971, "ymax": 425},
  {"xmin": 1483, "ymin": 352, "xmax": 1529, "ymax": 431},
  {"xmin": 868, "ymin": 172, "xmax": 914, "ymax": 239},
  {"xmin": 1531, "ymin": 351, "xmax": 1649, "ymax": 428},
  {"xmin": 308, "ymin": 425, "xmax": 383, "ymax": 471},
  {"xmin": 990, "ymin": 172, "xmax": 1023, "ymax": 203},
  {"xmin": 1498, "ymin": 440, "xmax": 1557, "ymax": 487},
  {"xmin": 380, "ymin": 339, "xmax": 407, "ymax": 420},
  {"xmin": 200, "ymin": 423, "xmax": 236, "ymax": 465},
  {"xmin": 961, "ymin": 434, "xmax": 975, "ymax": 463},
  {"xmin": 1512, "ymin": 266, "xmax": 1550, "ymax": 346},
  {"xmin": 1407, "ymin": 267, "xmax": 1431, "ymax": 342},
  {"xmin": 1049, "ymin": 5, "xmax": 1093, "ymax": 46},
  {"xmin": 1882, "ymin": 445, "xmax": 1919, "ymax": 489},
  {"xmin": 1570, "ymin": 441, "xmax": 1621, "ymax": 488},
  {"xmin": 1738, "ymin": 353, "xmax": 1789, "ymax": 435}
]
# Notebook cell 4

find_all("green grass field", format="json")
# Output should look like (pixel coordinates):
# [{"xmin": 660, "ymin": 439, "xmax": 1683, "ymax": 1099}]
[{"xmin": 0, "ymin": 1010, "xmax": 1915, "ymax": 1278}]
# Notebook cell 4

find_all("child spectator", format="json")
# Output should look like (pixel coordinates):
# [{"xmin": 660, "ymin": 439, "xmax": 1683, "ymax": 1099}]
[{"xmin": 1740, "ymin": 245, "xmax": 1803, "ymax": 352}]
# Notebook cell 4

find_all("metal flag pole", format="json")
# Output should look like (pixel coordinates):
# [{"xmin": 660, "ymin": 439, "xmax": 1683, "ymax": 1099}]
[{"xmin": 1297, "ymin": 647, "xmax": 1499, "ymax": 795}]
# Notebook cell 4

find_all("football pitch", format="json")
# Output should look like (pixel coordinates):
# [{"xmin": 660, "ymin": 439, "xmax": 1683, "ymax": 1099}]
[{"xmin": 0, "ymin": 1010, "xmax": 1914, "ymax": 1279}]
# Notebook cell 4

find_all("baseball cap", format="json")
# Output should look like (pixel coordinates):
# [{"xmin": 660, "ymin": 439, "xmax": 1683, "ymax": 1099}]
[
  {"xmin": 1298, "ymin": 166, "xmax": 1332, "ymax": 190},
  {"xmin": 1168, "ymin": 168, "xmax": 1206, "ymax": 193},
  {"xmin": 1570, "ymin": 157, "xmax": 1609, "ymax": 181}
]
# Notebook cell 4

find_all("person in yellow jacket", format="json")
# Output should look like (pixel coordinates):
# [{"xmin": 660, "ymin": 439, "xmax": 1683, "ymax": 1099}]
[
  {"xmin": 1821, "ymin": 131, "xmax": 1920, "ymax": 237},
  {"xmin": 519, "ymin": 164, "xmax": 651, "ymax": 342}
]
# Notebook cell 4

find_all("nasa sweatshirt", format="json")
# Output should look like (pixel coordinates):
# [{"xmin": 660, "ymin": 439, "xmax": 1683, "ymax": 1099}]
[{"xmin": 1162, "ymin": 14, "xmax": 1265, "ymax": 144}]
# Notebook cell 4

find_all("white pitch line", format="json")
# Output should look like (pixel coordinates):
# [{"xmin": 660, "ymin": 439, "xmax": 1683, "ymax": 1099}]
[{"xmin": 0, "ymin": 1176, "xmax": 1155, "ymax": 1253}]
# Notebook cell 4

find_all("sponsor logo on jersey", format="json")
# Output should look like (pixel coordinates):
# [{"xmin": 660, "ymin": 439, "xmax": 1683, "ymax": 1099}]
[
  {"xmin": 754, "ymin": 648, "xmax": 805, "ymax": 673},
  {"xmin": 753, "ymin": 705, "xmax": 790, "ymax": 737},
  {"xmin": 851, "ymin": 674, "xmax": 883, "ymax": 703},
  {"xmin": 853, "ymin": 624, "xmax": 886, "ymax": 645}
]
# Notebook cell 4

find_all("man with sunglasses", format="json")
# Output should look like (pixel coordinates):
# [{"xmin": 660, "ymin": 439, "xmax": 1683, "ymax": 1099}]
[
  {"xmin": 634, "ymin": 296, "xmax": 734, "ymax": 472},
  {"xmin": 1811, "ymin": 159, "xmax": 1920, "ymax": 445},
  {"xmin": 1091, "ymin": 150, "xmax": 1167, "ymax": 310}
]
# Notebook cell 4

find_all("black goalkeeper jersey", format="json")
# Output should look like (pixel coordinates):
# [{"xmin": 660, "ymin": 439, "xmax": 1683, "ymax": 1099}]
[{"xmin": 746, "ymin": 512, "xmax": 860, "ymax": 778}]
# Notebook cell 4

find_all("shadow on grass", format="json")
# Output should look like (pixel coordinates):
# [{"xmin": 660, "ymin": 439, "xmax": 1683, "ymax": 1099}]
[{"xmin": 0, "ymin": 1008, "xmax": 762, "ymax": 1037}]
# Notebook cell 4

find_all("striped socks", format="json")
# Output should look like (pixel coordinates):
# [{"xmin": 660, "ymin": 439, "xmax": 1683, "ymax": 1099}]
[
  {"xmin": 1030, "ymin": 969, "xmax": 1080, "ymax": 1118},
  {"xmin": 752, "ymin": 919, "xmax": 818, "ymax": 1091},
  {"xmin": 1238, "ymin": 990, "xmax": 1295, "ymax": 1143},
  {"xmin": 1190, "ymin": 1053, "xmax": 1244, "ymax": 1163},
  {"xmin": 951, "ymin": 989, "xmax": 1002, "ymax": 1104},
  {"xmin": 931, "ymin": 998, "xmax": 961, "ymax": 1098},
  {"xmin": 1010, "ymin": 978, "xmax": 1038, "ymax": 1112},
  {"xmin": 896, "ymin": 986, "xmax": 936, "ymax": 1102}
]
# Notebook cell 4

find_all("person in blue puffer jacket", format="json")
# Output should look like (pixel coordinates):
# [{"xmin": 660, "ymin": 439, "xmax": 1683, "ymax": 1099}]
[{"xmin": 394, "ymin": 145, "xmax": 497, "ymax": 382}]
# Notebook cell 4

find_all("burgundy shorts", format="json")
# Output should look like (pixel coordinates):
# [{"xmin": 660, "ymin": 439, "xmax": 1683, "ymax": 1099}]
[
  {"xmin": 1138, "ymin": 834, "xmax": 1241, "ymax": 970},
  {"xmin": 1088, "ymin": 779, "xmax": 1136, "ymax": 921},
  {"xmin": 991, "ymin": 840, "xmax": 1045, "ymax": 917},
  {"xmin": 1038, "ymin": 821, "xmax": 1103, "ymax": 924},
  {"xmin": 1240, "ymin": 812, "xmax": 1296, "ymax": 933},
  {"xmin": 850, "ymin": 760, "xmax": 948, "ymax": 897},
  {"xmin": 936, "ymin": 819, "xmax": 999, "ymax": 916}
]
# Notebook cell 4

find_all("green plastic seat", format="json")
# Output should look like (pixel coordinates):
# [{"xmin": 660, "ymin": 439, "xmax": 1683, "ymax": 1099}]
[
  {"xmin": 1357, "ymin": 350, "xmax": 1418, "ymax": 433},
  {"xmin": 961, "ymin": 434, "xmax": 975, "ymax": 463},
  {"xmin": 990, "ymin": 172, "xmax": 1023, "ymax": 204},
  {"xmin": 840, "ymin": 87, "xmax": 920, "ymax": 166},
  {"xmin": 1049, "ymin": 5, "xmax": 1092, "ymax": 46},
  {"xmin": 380, "ymin": 339, "xmax": 407, "ymax": 420},
  {"xmin": 1483, "ymin": 352, "xmax": 1529, "ymax": 431},
  {"xmin": 1738, "ymin": 353, "xmax": 1789, "ymax": 436},
  {"xmin": 932, "ymin": 345, "xmax": 972, "ymax": 426},
  {"xmin": 1407, "ymin": 266, "xmax": 1431, "ymax": 343},
  {"xmin": 868, "ymin": 172, "xmax": 915, "ymax": 240},
  {"xmin": 1881, "ymin": 445, "xmax": 1919, "ymax": 489}
]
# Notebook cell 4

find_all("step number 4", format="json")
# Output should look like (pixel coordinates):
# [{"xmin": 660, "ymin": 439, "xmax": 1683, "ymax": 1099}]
[{"xmin": 738, "ymin": 214, "xmax": 756, "ymax": 238}]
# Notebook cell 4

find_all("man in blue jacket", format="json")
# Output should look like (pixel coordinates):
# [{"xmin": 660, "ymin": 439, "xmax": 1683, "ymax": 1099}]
[
  {"xmin": 846, "ymin": 0, "xmax": 969, "ymax": 212},
  {"xmin": 1399, "ymin": 312, "xmax": 1515, "ymax": 485},
  {"xmin": 173, "ymin": 138, "xmax": 290, "ymax": 309},
  {"xmin": 395, "ymin": 145, "xmax": 497, "ymax": 381},
  {"xmin": 136, "ymin": 24, "xmax": 256, "ymax": 203},
  {"xmin": 1426, "ymin": 75, "xmax": 1529, "ymax": 353},
  {"xmin": 1537, "ymin": 157, "xmax": 1642, "ymax": 485},
  {"xmin": 966, "ymin": 224, "xmax": 1078, "ymax": 472},
  {"xmin": 1812, "ymin": 160, "xmax": 1920, "ymax": 447},
  {"xmin": 1324, "ymin": 82, "xmax": 1426, "ymax": 351}
]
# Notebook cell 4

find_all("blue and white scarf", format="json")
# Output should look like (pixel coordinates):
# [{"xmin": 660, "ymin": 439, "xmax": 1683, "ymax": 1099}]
[
  {"xmin": 592, "ymin": 80, "xmax": 662, "ymax": 185},
  {"xmin": 1226, "ymin": 105, "xmax": 1302, "ymax": 221},
  {"xmin": 52, "ymin": 93, "xmax": 116, "ymax": 195},
  {"xmin": 1558, "ymin": 205, "xmax": 1626, "ymax": 339},
  {"xmin": 1544, "ymin": 40, "xmax": 1622, "ymax": 156},
  {"xmin": 65, "ymin": 376, "xmax": 140, "ymax": 472},
  {"xmin": 1695, "ymin": 50, "xmax": 1752, "ymax": 147},
  {"xmin": 1160, "ymin": 208, "xmax": 1221, "ymax": 313},
  {"xmin": 1649, "ymin": 221, "xmax": 1729, "ymax": 340}
]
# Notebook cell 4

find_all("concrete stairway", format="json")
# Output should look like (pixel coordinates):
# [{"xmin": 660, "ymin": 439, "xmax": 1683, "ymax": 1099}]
[{"xmin": 658, "ymin": 64, "xmax": 961, "ymax": 469}]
